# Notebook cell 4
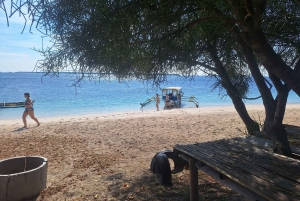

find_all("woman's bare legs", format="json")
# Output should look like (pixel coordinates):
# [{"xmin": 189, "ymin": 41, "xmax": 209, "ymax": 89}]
[
  {"xmin": 22, "ymin": 111, "xmax": 28, "ymax": 128},
  {"xmin": 28, "ymin": 110, "xmax": 40, "ymax": 126}
]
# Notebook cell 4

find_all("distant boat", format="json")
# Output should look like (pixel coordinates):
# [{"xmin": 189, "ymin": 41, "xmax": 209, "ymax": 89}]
[
  {"xmin": 0, "ymin": 101, "xmax": 34, "ymax": 108},
  {"xmin": 140, "ymin": 87, "xmax": 199, "ymax": 110}
]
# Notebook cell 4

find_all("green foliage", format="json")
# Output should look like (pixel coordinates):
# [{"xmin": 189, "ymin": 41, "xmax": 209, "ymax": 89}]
[
  {"xmin": 262, "ymin": 0, "xmax": 300, "ymax": 68},
  {"xmin": 2, "ymin": 0, "xmax": 300, "ymax": 95}
]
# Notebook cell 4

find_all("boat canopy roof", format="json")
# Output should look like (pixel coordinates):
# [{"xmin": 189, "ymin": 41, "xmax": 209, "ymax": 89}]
[{"xmin": 161, "ymin": 87, "xmax": 182, "ymax": 91}]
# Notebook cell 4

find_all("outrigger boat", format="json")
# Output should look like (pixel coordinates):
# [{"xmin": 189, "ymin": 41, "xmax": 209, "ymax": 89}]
[
  {"xmin": 140, "ymin": 87, "xmax": 199, "ymax": 110},
  {"xmin": 0, "ymin": 101, "xmax": 34, "ymax": 108}
]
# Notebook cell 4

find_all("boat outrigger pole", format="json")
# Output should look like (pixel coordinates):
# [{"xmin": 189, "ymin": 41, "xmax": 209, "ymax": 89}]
[
  {"xmin": 181, "ymin": 96, "xmax": 199, "ymax": 108},
  {"xmin": 140, "ymin": 96, "xmax": 156, "ymax": 111}
]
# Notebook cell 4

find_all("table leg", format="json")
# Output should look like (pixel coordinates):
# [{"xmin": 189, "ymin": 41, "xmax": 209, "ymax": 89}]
[{"xmin": 189, "ymin": 158, "xmax": 198, "ymax": 201}]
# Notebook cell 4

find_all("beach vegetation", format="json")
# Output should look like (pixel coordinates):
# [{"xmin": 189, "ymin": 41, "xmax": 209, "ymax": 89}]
[{"xmin": 2, "ymin": 0, "xmax": 300, "ymax": 156}]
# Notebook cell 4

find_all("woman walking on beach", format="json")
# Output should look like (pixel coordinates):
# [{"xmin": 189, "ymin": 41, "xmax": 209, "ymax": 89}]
[{"xmin": 22, "ymin": 92, "xmax": 40, "ymax": 128}]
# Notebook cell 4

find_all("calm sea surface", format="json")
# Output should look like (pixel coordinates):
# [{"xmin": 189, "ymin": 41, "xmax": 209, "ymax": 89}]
[{"xmin": 0, "ymin": 72, "xmax": 299, "ymax": 120}]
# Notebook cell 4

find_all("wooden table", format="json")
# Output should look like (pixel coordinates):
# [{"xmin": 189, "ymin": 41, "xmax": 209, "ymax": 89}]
[{"xmin": 173, "ymin": 136, "xmax": 300, "ymax": 201}]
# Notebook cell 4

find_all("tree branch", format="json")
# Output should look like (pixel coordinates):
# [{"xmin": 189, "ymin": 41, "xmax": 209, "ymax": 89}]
[
  {"xmin": 253, "ymin": 0, "xmax": 267, "ymax": 24},
  {"xmin": 194, "ymin": 61, "xmax": 217, "ymax": 72}
]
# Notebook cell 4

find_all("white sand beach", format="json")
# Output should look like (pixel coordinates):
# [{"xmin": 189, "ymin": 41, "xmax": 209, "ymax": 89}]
[{"xmin": 1, "ymin": 104, "xmax": 300, "ymax": 200}]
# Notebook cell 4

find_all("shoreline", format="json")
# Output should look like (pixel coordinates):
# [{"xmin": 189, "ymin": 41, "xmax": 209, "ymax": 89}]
[
  {"xmin": 1, "ymin": 103, "xmax": 300, "ymax": 200},
  {"xmin": 1, "ymin": 103, "xmax": 300, "ymax": 126}
]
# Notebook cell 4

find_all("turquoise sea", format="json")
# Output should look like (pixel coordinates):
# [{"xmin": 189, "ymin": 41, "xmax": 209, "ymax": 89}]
[{"xmin": 0, "ymin": 72, "xmax": 299, "ymax": 120}]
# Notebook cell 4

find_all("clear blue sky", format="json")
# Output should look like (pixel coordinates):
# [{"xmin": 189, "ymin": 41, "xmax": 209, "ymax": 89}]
[{"xmin": 0, "ymin": 5, "xmax": 45, "ymax": 72}]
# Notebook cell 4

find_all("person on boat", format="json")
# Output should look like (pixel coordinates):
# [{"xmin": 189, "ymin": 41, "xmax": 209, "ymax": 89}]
[
  {"xmin": 164, "ymin": 93, "xmax": 171, "ymax": 110},
  {"xmin": 155, "ymin": 94, "xmax": 160, "ymax": 111},
  {"xmin": 22, "ymin": 92, "xmax": 40, "ymax": 128}
]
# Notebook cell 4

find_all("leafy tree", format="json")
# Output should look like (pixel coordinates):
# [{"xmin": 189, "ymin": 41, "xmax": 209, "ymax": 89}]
[
  {"xmin": 228, "ymin": 0, "xmax": 300, "ymax": 95},
  {"xmin": 36, "ymin": 0, "xmax": 260, "ymax": 133},
  {"xmin": 225, "ymin": 0, "xmax": 300, "ymax": 155},
  {"xmin": 3, "ymin": 0, "xmax": 300, "ymax": 156}
]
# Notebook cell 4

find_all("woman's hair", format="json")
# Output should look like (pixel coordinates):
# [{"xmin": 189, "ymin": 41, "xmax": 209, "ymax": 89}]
[{"xmin": 24, "ymin": 92, "xmax": 30, "ymax": 97}]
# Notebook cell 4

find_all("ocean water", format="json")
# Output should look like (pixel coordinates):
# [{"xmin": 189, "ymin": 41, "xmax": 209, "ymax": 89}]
[{"xmin": 0, "ymin": 72, "xmax": 299, "ymax": 120}]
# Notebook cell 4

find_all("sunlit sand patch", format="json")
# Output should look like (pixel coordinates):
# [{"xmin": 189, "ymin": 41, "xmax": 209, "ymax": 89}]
[{"xmin": 0, "ymin": 105, "xmax": 299, "ymax": 200}]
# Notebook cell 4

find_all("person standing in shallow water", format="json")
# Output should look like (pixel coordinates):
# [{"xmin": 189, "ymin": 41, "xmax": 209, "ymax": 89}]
[
  {"xmin": 23, "ymin": 92, "xmax": 40, "ymax": 128},
  {"xmin": 155, "ymin": 94, "xmax": 160, "ymax": 111}
]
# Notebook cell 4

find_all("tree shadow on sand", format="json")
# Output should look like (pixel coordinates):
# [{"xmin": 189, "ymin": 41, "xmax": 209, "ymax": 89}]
[
  {"xmin": 284, "ymin": 124, "xmax": 300, "ymax": 146},
  {"xmin": 104, "ymin": 169, "xmax": 246, "ymax": 201}
]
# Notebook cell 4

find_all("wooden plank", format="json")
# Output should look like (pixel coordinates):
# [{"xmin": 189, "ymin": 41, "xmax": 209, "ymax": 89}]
[
  {"xmin": 232, "ymin": 135, "xmax": 300, "ymax": 156},
  {"xmin": 251, "ymin": 134, "xmax": 300, "ymax": 155},
  {"xmin": 218, "ymin": 138, "xmax": 300, "ymax": 183},
  {"xmin": 174, "ymin": 144, "xmax": 285, "ymax": 201},
  {"xmin": 291, "ymin": 147, "xmax": 300, "ymax": 155},
  {"xmin": 179, "ymin": 153, "xmax": 266, "ymax": 200},
  {"xmin": 195, "ymin": 141, "xmax": 300, "ymax": 190},
  {"xmin": 174, "ymin": 143, "xmax": 300, "ymax": 201},
  {"xmin": 194, "ymin": 161, "xmax": 268, "ymax": 201},
  {"xmin": 194, "ymin": 139, "xmax": 299, "ymax": 182},
  {"xmin": 229, "ymin": 136, "xmax": 273, "ymax": 151},
  {"xmin": 209, "ymin": 137, "xmax": 300, "ymax": 172},
  {"xmin": 186, "ymin": 143, "xmax": 300, "ymax": 200},
  {"xmin": 178, "ymin": 144, "xmax": 298, "ymax": 200},
  {"xmin": 190, "ymin": 141, "xmax": 300, "ymax": 198},
  {"xmin": 196, "ymin": 139, "xmax": 300, "ymax": 191},
  {"xmin": 214, "ymin": 138, "xmax": 300, "ymax": 167}
]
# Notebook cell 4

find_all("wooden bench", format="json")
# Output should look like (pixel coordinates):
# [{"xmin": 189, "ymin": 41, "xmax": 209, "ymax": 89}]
[{"xmin": 173, "ymin": 136, "xmax": 300, "ymax": 201}]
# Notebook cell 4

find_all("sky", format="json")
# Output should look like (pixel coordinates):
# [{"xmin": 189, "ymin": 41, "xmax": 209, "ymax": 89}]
[
  {"xmin": 0, "ymin": 2, "xmax": 46, "ymax": 72},
  {"xmin": 0, "ymin": 2, "xmax": 204, "ymax": 75}
]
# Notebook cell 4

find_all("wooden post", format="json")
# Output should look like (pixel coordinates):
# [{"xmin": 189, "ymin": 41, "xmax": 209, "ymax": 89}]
[{"xmin": 189, "ymin": 158, "xmax": 198, "ymax": 201}]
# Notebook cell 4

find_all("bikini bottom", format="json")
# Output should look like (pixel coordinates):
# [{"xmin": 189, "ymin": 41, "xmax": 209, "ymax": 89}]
[{"xmin": 24, "ymin": 107, "xmax": 34, "ymax": 113}]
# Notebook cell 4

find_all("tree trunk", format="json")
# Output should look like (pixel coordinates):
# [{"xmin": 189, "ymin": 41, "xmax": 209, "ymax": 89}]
[
  {"xmin": 264, "ymin": 101, "xmax": 291, "ymax": 156},
  {"xmin": 224, "ymin": 6, "xmax": 293, "ymax": 156},
  {"xmin": 207, "ymin": 46, "xmax": 260, "ymax": 134},
  {"xmin": 228, "ymin": 0, "xmax": 300, "ymax": 96},
  {"xmin": 224, "ymin": 84, "xmax": 260, "ymax": 134},
  {"xmin": 227, "ymin": 24, "xmax": 276, "ymax": 109},
  {"xmin": 266, "ymin": 73, "xmax": 292, "ymax": 156}
]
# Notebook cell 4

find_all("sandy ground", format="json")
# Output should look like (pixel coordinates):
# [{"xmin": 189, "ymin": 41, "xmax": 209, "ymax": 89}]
[{"xmin": 0, "ymin": 104, "xmax": 300, "ymax": 201}]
